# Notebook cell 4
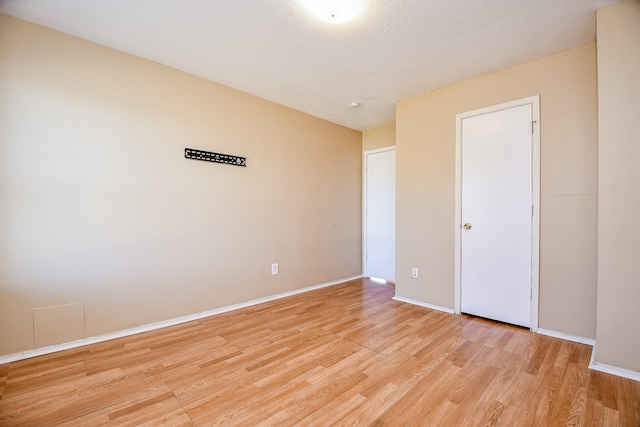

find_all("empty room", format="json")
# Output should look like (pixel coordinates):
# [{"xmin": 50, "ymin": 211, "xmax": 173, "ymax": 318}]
[{"xmin": 1, "ymin": 0, "xmax": 639, "ymax": 425}]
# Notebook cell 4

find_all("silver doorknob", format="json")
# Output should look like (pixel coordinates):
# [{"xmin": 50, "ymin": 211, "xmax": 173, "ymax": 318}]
[{"xmin": 463, "ymin": 223, "xmax": 472, "ymax": 230}]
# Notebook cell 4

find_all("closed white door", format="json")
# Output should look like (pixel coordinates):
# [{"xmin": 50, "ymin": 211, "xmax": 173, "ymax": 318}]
[
  {"xmin": 365, "ymin": 148, "xmax": 396, "ymax": 282},
  {"xmin": 461, "ymin": 104, "xmax": 532, "ymax": 327}
]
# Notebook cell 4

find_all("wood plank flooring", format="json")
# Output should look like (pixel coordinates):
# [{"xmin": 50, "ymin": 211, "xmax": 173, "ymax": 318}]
[{"xmin": 1, "ymin": 278, "xmax": 639, "ymax": 426}]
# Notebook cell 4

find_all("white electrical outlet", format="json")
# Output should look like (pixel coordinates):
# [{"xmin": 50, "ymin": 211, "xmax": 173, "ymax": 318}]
[
  {"xmin": 271, "ymin": 263, "xmax": 279, "ymax": 275},
  {"xmin": 412, "ymin": 268, "xmax": 419, "ymax": 279}
]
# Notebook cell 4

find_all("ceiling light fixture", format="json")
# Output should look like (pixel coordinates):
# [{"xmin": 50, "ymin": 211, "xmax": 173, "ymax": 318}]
[{"xmin": 302, "ymin": 0, "xmax": 365, "ymax": 24}]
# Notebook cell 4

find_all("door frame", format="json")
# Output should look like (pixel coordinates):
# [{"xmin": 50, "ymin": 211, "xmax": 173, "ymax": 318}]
[
  {"xmin": 454, "ymin": 96, "xmax": 540, "ymax": 331},
  {"xmin": 363, "ymin": 146, "xmax": 396, "ymax": 280}
]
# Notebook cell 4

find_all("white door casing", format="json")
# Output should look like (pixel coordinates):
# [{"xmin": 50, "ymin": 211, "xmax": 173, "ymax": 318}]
[
  {"xmin": 454, "ymin": 96, "xmax": 540, "ymax": 330},
  {"xmin": 364, "ymin": 147, "xmax": 396, "ymax": 282}
]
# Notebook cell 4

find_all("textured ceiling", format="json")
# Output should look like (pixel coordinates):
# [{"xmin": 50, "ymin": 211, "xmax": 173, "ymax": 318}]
[{"xmin": 0, "ymin": 0, "xmax": 618, "ymax": 131}]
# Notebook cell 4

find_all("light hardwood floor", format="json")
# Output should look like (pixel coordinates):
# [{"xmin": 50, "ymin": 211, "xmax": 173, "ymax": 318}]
[{"xmin": 1, "ymin": 278, "xmax": 639, "ymax": 426}]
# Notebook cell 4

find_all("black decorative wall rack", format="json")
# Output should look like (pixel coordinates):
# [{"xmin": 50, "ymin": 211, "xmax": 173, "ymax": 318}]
[{"xmin": 184, "ymin": 148, "xmax": 246, "ymax": 167}]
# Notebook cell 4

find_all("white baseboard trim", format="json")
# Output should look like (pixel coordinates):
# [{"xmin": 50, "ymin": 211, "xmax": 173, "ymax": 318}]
[
  {"xmin": 589, "ymin": 345, "xmax": 640, "ymax": 382},
  {"xmin": 537, "ymin": 328, "xmax": 596, "ymax": 346},
  {"xmin": 0, "ymin": 275, "xmax": 363, "ymax": 365},
  {"xmin": 392, "ymin": 295, "xmax": 455, "ymax": 314}
]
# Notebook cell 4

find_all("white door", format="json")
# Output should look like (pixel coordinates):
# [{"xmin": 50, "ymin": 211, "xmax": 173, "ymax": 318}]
[
  {"xmin": 365, "ymin": 148, "xmax": 396, "ymax": 282},
  {"xmin": 461, "ymin": 104, "xmax": 533, "ymax": 327}
]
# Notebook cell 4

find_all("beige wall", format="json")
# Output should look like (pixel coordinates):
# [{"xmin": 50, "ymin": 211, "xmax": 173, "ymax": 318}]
[
  {"xmin": 363, "ymin": 124, "xmax": 396, "ymax": 152},
  {"xmin": 0, "ymin": 15, "xmax": 362, "ymax": 356},
  {"xmin": 596, "ymin": 0, "xmax": 640, "ymax": 373},
  {"xmin": 396, "ymin": 43, "xmax": 598, "ymax": 339}
]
